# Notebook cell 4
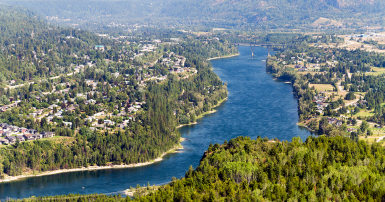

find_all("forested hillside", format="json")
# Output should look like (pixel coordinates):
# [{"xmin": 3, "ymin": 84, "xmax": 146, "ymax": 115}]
[
  {"xmin": 136, "ymin": 136, "xmax": 385, "ymax": 201},
  {"xmin": 0, "ymin": 4, "xmax": 104, "ymax": 84},
  {"xmin": 1, "ymin": 0, "xmax": 385, "ymax": 30},
  {"xmin": 16, "ymin": 136, "xmax": 385, "ymax": 201}
]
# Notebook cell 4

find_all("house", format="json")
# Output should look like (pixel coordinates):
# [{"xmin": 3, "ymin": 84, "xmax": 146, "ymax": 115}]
[
  {"xmin": 298, "ymin": 67, "xmax": 308, "ymax": 72},
  {"xmin": 19, "ymin": 127, "xmax": 27, "ymax": 133},
  {"xmin": 10, "ymin": 126, "xmax": 19, "ymax": 132},
  {"xmin": 94, "ymin": 112, "xmax": 104, "ymax": 117},
  {"xmin": 48, "ymin": 104, "xmax": 59, "ymax": 110},
  {"xmin": 41, "ymin": 132, "xmax": 55, "ymax": 138},
  {"xmin": 27, "ymin": 129, "xmax": 38, "ymax": 134},
  {"xmin": 23, "ymin": 134, "xmax": 35, "ymax": 141},
  {"xmin": 117, "ymin": 124, "xmax": 126, "ymax": 129},
  {"xmin": 63, "ymin": 122, "xmax": 73, "ymax": 128},
  {"xmin": 2, "ymin": 131, "xmax": 12, "ymax": 137},
  {"xmin": 347, "ymin": 128, "xmax": 356, "ymax": 133},
  {"xmin": 33, "ymin": 134, "xmax": 43, "ymax": 140},
  {"xmin": 104, "ymin": 120, "xmax": 115, "ymax": 126},
  {"xmin": 85, "ymin": 117, "xmax": 94, "ymax": 123},
  {"xmin": 95, "ymin": 45, "xmax": 105, "ymax": 51},
  {"xmin": 336, "ymin": 121, "xmax": 343, "ymax": 127},
  {"xmin": 328, "ymin": 118, "xmax": 338, "ymax": 125},
  {"xmin": 0, "ymin": 123, "xmax": 9, "ymax": 128},
  {"xmin": 0, "ymin": 138, "xmax": 9, "ymax": 145},
  {"xmin": 66, "ymin": 106, "xmax": 76, "ymax": 111},
  {"xmin": 5, "ymin": 136, "xmax": 16, "ymax": 144},
  {"xmin": 16, "ymin": 135, "xmax": 25, "ymax": 142}
]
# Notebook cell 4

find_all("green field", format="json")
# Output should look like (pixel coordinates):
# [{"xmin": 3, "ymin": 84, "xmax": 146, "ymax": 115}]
[
  {"xmin": 309, "ymin": 84, "xmax": 334, "ymax": 91},
  {"xmin": 365, "ymin": 67, "xmax": 385, "ymax": 76},
  {"xmin": 355, "ymin": 110, "xmax": 375, "ymax": 117}
]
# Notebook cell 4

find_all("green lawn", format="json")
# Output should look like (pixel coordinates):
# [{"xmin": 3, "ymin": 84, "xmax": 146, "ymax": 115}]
[
  {"xmin": 355, "ymin": 110, "xmax": 375, "ymax": 117},
  {"xmin": 309, "ymin": 84, "xmax": 334, "ymax": 92},
  {"xmin": 365, "ymin": 67, "xmax": 385, "ymax": 76}
]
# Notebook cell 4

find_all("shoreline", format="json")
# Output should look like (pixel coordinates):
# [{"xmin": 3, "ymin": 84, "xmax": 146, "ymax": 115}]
[
  {"xmin": 207, "ymin": 53, "xmax": 239, "ymax": 61},
  {"xmin": 0, "ymin": 140, "xmax": 184, "ymax": 183},
  {"xmin": 297, "ymin": 122, "xmax": 316, "ymax": 132},
  {"xmin": 177, "ymin": 97, "xmax": 228, "ymax": 129}
]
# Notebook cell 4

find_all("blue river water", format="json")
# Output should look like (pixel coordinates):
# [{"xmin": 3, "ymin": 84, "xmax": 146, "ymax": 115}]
[{"xmin": 0, "ymin": 46, "xmax": 311, "ymax": 200}]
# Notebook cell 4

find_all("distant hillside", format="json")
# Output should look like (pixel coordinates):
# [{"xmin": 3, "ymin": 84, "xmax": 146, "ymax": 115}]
[
  {"xmin": 0, "ymin": 4, "xmax": 102, "ymax": 83},
  {"xmin": 0, "ymin": 0, "xmax": 384, "ymax": 30},
  {"xmin": 0, "ymin": 5, "xmax": 47, "ymax": 39}
]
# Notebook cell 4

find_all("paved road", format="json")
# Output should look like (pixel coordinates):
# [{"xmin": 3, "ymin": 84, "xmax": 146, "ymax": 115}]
[
  {"xmin": 334, "ymin": 81, "xmax": 359, "ymax": 111},
  {"xmin": 347, "ymin": 71, "xmax": 352, "ymax": 79},
  {"xmin": 377, "ymin": 135, "xmax": 385, "ymax": 142}
]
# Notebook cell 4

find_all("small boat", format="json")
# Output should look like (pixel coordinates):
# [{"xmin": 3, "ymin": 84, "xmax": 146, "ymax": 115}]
[{"xmin": 262, "ymin": 60, "xmax": 266, "ymax": 62}]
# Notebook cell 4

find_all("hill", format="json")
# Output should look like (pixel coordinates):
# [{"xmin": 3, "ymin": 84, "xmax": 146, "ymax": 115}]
[
  {"xmin": 0, "ymin": 0, "xmax": 384, "ymax": 31},
  {"xmin": 13, "ymin": 135, "xmax": 385, "ymax": 201},
  {"xmin": 136, "ymin": 136, "xmax": 385, "ymax": 201},
  {"xmin": 0, "ymin": 4, "xmax": 102, "ymax": 83}
]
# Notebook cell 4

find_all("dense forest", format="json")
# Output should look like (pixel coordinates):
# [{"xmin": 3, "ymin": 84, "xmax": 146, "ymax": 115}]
[
  {"xmin": 19, "ymin": 135, "xmax": 385, "ymax": 201},
  {"xmin": 0, "ymin": 5, "xmax": 106, "ymax": 84},
  {"xmin": 135, "ymin": 135, "xmax": 385, "ymax": 201}
]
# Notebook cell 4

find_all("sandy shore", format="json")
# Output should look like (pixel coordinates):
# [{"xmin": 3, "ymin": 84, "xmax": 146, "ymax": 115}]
[
  {"xmin": 207, "ymin": 53, "xmax": 239, "ymax": 61},
  {"xmin": 1, "ymin": 143, "xmax": 184, "ymax": 183}
]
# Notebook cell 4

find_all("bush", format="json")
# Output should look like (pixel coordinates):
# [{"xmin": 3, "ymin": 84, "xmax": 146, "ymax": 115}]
[
  {"xmin": 345, "ymin": 92, "xmax": 356, "ymax": 100},
  {"xmin": 179, "ymin": 115, "xmax": 190, "ymax": 124}
]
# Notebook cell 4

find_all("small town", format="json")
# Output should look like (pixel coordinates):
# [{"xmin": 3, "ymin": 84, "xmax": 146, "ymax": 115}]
[{"xmin": 0, "ymin": 39, "xmax": 198, "ymax": 146}]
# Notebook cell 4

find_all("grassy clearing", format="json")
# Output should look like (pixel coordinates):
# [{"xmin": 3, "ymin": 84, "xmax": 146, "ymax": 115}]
[
  {"xmin": 366, "ymin": 67, "xmax": 385, "ymax": 76},
  {"xmin": 309, "ymin": 84, "xmax": 334, "ymax": 92},
  {"xmin": 354, "ymin": 92, "xmax": 366, "ymax": 96},
  {"xmin": 360, "ymin": 137, "xmax": 378, "ymax": 143},
  {"xmin": 355, "ymin": 110, "xmax": 375, "ymax": 117},
  {"xmin": 297, "ymin": 71, "xmax": 319, "ymax": 75}
]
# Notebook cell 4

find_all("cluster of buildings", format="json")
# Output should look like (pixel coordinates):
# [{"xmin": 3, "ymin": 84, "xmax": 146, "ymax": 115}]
[
  {"xmin": 353, "ymin": 100, "xmax": 367, "ymax": 107},
  {"xmin": 295, "ymin": 64, "xmax": 308, "ymax": 72},
  {"xmin": 347, "ymin": 128, "xmax": 357, "ymax": 133},
  {"xmin": 160, "ymin": 53, "xmax": 189, "ymax": 74},
  {"xmin": 0, "ymin": 101, "xmax": 20, "ymax": 112},
  {"xmin": 327, "ymin": 117, "xmax": 343, "ymax": 127},
  {"xmin": 314, "ymin": 94, "xmax": 328, "ymax": 113},
  {"xmin": 0, "ymin": 123, "xmax": 55, "ymax": 145}
]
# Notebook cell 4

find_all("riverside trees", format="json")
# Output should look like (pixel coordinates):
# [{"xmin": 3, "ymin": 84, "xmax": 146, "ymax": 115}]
[{"xmin": 137, "ymin": 136, "xmax": 385, "ymax": 201}]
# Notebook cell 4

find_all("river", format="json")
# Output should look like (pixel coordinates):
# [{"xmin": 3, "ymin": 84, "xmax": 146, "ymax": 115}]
[{"xmin": 0, "ymin": 46, "xmax": 312, "ymax": 200}]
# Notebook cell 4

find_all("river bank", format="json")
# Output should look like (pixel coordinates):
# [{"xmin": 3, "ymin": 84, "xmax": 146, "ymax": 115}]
[
  {"xmin": 0, "ymin": 139, "xmax": 185, "ymax": 183},
  {"xmin": 177, "ymin": 97, "xmax": 228, "ymax": 129},
  {"xmin": 207, "ymin": 53, "xmax": 239, "ymax": 61}
]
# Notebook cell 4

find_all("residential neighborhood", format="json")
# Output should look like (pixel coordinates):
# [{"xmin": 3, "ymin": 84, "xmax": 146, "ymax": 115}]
[{"xmin": 0, "ymin": 123, "xmax": 55, "ymax": 145}]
